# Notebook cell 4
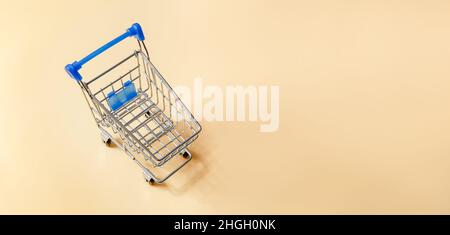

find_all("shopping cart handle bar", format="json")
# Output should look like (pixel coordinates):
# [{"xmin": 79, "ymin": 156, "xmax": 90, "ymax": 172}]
[{"xmin": 65, "ymin": 23, "xmax": 145, "ymax": 81}]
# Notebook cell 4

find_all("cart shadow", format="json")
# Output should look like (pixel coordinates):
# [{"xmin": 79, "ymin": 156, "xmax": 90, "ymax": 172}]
[
  {"xmin": 153, "ymin": 147, "xmax": 211, "ymax": 195},
  {"xmin": 109, "ymin": 142, "xmax": 119, "ymax": 148},
  {"xmin": 108, "ymin": 138, "xmax": 122, "ymax": 149}
]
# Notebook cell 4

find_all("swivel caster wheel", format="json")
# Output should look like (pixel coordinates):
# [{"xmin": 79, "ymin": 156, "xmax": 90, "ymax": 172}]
[
  {"xmin": 101, "ymin": 131, "xmax": 113, "ymax": 147},
  {"xmin": 143, "ymin": 170, "xmax": 156, "ymax": 185},
  {"xmin": 103, "ymin": 138, "xmax": 112, "ymax": 147},
  {"xmin": 180, "ymin": 149, "xmax": 191, "ymax": 158},
  {"xmin": 145, "ymin": 178, "xmax": 155, "ymax": 185}
]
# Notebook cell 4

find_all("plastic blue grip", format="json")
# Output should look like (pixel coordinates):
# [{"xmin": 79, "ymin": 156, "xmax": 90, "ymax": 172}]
[{"xmin": 65, "ymin": 23, "xmax": 145, "ymax": 81}]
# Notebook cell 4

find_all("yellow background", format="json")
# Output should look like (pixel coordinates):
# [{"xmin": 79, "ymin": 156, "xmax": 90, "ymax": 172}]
[{"xmin": 1, "ymin": 0, "xmax": 450, "ymax": 214}]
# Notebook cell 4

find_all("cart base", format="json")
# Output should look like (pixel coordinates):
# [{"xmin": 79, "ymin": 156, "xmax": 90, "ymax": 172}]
[{"xmin": 99, "ymin": 126, "xmax": 192, "ymax": 185}]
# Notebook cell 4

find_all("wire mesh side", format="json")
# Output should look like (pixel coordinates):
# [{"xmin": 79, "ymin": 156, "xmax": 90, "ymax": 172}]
[{"xmin": 83, "ymin": 50, "xmax": 201, "ymax": 166}]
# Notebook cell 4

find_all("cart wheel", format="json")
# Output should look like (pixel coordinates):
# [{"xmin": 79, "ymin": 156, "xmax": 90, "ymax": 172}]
[
  {"xmin": 101, "ymin": 131, "xmax": 113, "ymax": 147},
  {"xmin": 103, "ymin": 138, "xmax": 112, "ymax": 147},
  {"xmin": 180, "ymin": 150, "xmax": 190, "ymax": 158},
  {"xmin": 143, "ymin": 171, "xmax": 156, "ymax": 185}
]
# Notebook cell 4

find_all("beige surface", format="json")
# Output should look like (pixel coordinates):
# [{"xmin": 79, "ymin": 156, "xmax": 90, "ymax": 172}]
[{"xmin": 1, "ymin": 0, "xmax": 450, "ymax": 214}]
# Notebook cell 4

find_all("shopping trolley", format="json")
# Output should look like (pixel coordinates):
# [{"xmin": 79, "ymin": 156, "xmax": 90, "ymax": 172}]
[{"xmin": 65, "ymin": 23, "xmax": 201, "ymax": 184}]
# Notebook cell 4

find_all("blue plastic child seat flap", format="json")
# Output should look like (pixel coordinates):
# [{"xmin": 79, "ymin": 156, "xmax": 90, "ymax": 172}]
[
  {"xmin": 105, "ymin": 81, "xmax": 138, "ymax": 111},
  {"xmin": 107, "ymin": 91, "xmax": 122, "ymax": 111},
  {"xmin": 123, "ymin": 80, "xmax": 138, "ymax": 100}
]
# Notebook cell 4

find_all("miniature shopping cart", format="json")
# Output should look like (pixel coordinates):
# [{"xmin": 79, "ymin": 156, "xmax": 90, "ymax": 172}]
[{"xmin": 65, "ymin": 23, "xmax": 201, "ymax": 184}]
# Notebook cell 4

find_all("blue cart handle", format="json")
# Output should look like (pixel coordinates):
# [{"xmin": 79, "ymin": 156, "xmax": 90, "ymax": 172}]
[{"xmin": 65, "ymin": 23, "xmax": 145, "ymax": 81}]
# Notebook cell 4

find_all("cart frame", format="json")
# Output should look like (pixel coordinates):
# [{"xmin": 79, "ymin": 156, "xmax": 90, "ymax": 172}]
[{"xmin": 65, "ymin": 23, "xmax": 201, "ymax": 184}]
